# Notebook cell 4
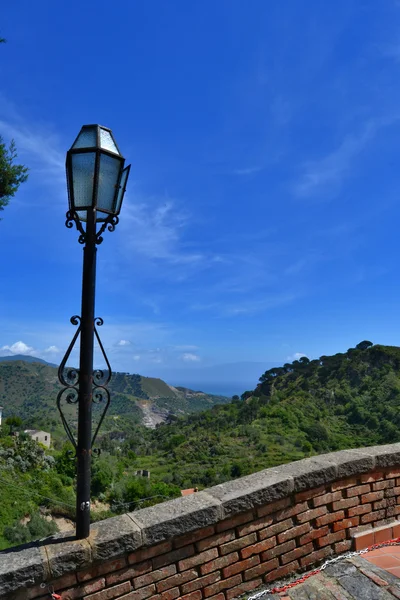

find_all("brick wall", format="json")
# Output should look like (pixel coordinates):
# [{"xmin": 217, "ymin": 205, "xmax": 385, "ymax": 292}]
[{"xmin": 2, "ymin": 444, "xmax": 400, "ymax": 600}]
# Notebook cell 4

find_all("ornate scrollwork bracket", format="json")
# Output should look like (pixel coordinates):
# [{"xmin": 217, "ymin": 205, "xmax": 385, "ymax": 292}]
[
  {"xmin": 57, "ymin": 316, "xmax": 112, "ymax": 457},
  {"xmin": 65, "ymin": 211, "xmax": 119, "ymax": 246}
]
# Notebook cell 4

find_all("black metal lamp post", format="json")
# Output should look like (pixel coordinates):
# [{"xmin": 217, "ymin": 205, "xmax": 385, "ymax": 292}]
[{"xmin": 57, "ymin": 125, "xmax": 130, "ymax": 539}]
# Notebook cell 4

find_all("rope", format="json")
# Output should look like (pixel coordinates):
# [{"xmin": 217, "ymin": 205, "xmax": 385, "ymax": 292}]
[{"xmin": 248, "ymin": 536, "xmax": 400, "ymax": 598}]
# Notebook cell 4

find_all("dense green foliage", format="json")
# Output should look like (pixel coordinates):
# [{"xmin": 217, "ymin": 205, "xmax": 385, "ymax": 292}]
[
  {"xmin": 121, "ymin": 342, "xmax": 400, "ymax": 488},
  {"xmin": 0, "ymin": 136, "xmax": 28, "ymax": 214},
  {"xmin": 3, "ymin": 342, "xmax": 400, "ymax": 551}
]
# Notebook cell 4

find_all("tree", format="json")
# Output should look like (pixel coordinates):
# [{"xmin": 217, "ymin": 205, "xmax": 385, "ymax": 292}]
[
  {"xmin": 356, "ymin": 340, "xmax": 373, "ymax": 351},
  {"xmin": 5, "ymin": 415, "xmax": 22, "ymax": 434},
  {"xmin": 0, "ymin": 137, "xmax": 28, "ymax": 215}
]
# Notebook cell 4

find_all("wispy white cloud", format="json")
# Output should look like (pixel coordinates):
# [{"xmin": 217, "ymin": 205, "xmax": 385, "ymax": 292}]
[
  {"xmin": 116, "ymin": 339, "xmax": 131, "ymax": 347},
  {"xmin": 294, "ymin": 117, "xmax": 399, "ymax": 199},
  {"xmin": 232, "ymin": 166, "xmax": 264, "ymax": 176},
  {"xmin": 120, "ymin": 198, "xmax": 204, "ymax": 265},
  {"xmin": 0, "ymin": 341, "xmax": 36, "ymax": 356},
  {"xmin": 181, "ymin": 353, "xmax": 201, "ymax": 362},
  {"xmin": 287, "ymin": 352, "xmax": 308, "ymax": 361},
  {"xmin": 0, "ymin": 95, "xmax": 64, "ymax": 181}
]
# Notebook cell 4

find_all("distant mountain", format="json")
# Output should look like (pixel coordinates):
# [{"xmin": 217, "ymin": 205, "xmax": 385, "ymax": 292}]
[
  {"xmin": 0, "ymin": 359, "xmax": 230, "ymax": 435},
  {"xmin": 0, "ymin": 354, "xmax": 57, "ymax": 367}
]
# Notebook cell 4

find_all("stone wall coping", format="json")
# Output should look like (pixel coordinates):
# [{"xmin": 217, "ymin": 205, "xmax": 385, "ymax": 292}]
[{"xmin": 1, "ymin": 443, "xmax": 400, "ymax": 597}]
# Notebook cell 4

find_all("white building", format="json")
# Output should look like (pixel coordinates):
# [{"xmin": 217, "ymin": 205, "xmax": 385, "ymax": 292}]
[{"xmin": 24, "ymin": 429, "xmax": 51, "ymax": 448}]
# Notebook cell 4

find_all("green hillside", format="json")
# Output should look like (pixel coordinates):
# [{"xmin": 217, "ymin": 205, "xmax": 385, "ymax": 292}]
[
  {"xmin": 0, "ymin": 360, "xmax": 230, "ymax": 437},
  {"xmin": 125, "ymin": 341, "xmax": 400, "ymax": 489}
]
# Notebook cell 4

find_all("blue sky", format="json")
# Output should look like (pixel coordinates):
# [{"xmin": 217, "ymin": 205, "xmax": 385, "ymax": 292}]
[{"xmin": 2, "ymin": 1, "xmax": 400, "ymax": 394}]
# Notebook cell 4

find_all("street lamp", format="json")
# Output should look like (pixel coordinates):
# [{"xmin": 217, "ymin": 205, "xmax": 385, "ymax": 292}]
[{"xmin": 57, "ymin": 125, "xmax": 130, "ymax": 539}]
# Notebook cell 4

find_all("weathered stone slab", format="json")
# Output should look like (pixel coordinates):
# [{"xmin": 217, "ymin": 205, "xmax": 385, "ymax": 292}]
[
  {"xmin": 320, "ymin": 449, "xmax": 376, "ymax": 479},
  {"xmin": 206, "ymin": 469, "xmax": 293, "ymax": 516},
  {"xmin": 270, "ymin": 455, "xmax": 337, "ymax": 492},
  {"xmin": 0, "ymin": 546, "xmax": 48, "ymax": 598},
  {"xmin": 45, "ymin": 533, "xmax": 91, "ymax": 578},
  {"xmin": 128, "ymin": 491, "xmax": 222, "ymax": 546},
  {"xmin": 89, "ymin": 514, "xmax": 142, "ymax": 562},
  {"xmin": 360, "ymin": 443, "xmax": 400, "ymax": 468}
]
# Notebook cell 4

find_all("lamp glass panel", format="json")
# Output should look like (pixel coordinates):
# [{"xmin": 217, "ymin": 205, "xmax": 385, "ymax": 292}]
[
  {"xmin": 100, "ymin": 128, "xmax": 119, "ymax": 155},
  {"xmin": 115, "ymin": 165, "xmax": 130, "ymax": 214},
  {"xmin": 72, "ymin": 127, "xmax": 97, "ymax": 149},
  {"xmin": 71, "ymin": 152, "xmax": 96, "ymax": 208},
  {"xmin": 96, "ymin": 153, "xmax": 121, "ymax": 213}
]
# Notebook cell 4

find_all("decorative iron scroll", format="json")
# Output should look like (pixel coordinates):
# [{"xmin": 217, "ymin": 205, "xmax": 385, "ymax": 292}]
[
  {"xmin": 65, "ymin": 211, "xmax": 119, "ymax": 245},
  {"xmin": 57, "ymin": 315, "xmax": 112, "ymax": 455}
]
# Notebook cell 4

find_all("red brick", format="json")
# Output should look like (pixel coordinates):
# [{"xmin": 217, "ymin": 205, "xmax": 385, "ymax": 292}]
[
  {"xmin": 161, "ymin": 588, "xmax": 180, "ymax": 600},
  {"xmin": 331, "ymin": 477, "xmax": 358, "ymax": 491},
  {"xmin": 277, "ymin": 522, "xmax": 310, "ymax": 543},
  {"xmin": 257, "ymin": 498, "xmax": 291, "ymax": 517},
  {"xmin": 312, "ymin": 491, "xmax": 342, "ymax": 508},
  {"xmin": 375, "ymin": 526, "xmax": 393, "ymax": 544},
  {"xmin": 258, "ymin": 518, "xmax": 293, "ymax": 540},
  {"xmin": 300, "ymin": 546, "xmax": 332, "ymax": 567},
  {"xmin": 216, "ymin": 511, "xmax": 254, "ymax": 532},
  {"xmin": 359, "ymin": 568, "xmax": 388, "ymax": 587},
  {"xmin": 265, "ymin": 560, "xmax": 299, "ymax": 583},
  {"xmin": 348, "ymin": 504, "xmax": 372, "ymax": 517},
  {"xmin": 181, "ymin": 592, "xmax": 202, "ymax": 600},
  {"xmin": 393, "ymin": 522, "xmax": 400, "ymax": 538},
  {"xmin": 116, "ymin": 586, "xmax": 155, "ymax": 600},
  {"xmin": 106, "ymin": 562, "xmax": 152, "ymax": 586},
  {"xmin": 200, "ymin": 552, "xmax": 239, "ymax": 575},
  {"xmin": 346, "ymin": 484, "xmax": 371, "ymax": 498},
  {"xmin": 203, "ymin": 575, "xmax": 242, "ymax": 597},
  {"xmin": 374, "ymin": 500, "xmax": 388, "ymax": 510},
  {"xmin": 223, "ymin": 556, "xmax": 260, "ymax": 578},
  {"xmin": 296, "ymin": 506, "xmax": 327, "ymax": 524},
  {"xmin": 361, "ymin": 510, "xmax": 386, "ymax": 525},
  {"xmin": 152, "ymin": 546, "xmax": 194, "ymax": 569},
  {"xmin": 196, "ymin": 530, "xmax": 235, "ymax": 552},
  {"xmin": 54, "ymin": 573, "xmax": 79, "ymax": 590},
  {"xmin": 353, "ymin": 531, "xmax": 374, "ymax": 551},
  {"xmin": 240, "ymin": 536, "xmax": 276, "ymax": 559},
  {"xmin": 237, "ymin": 515, "xmax": 273, "ymax": 537},
  {"xmin": 225, "ymin": 579, "xmax": 262, "ymax": 600},
  {"xmin": 181, "ymin": 572, "xmax": 221, "ymax": 595},
  {"xmin": 361, "ymin": 472, "xmax": 384, "ymax": 483},
  {"xmin": 174, "ymin": 526, "xmax": 215, "ymax": 548},
  {"xmin": 156, "ymin": 570, "xmax": 197, "ymax": 593},
  {"xmin": 85, "ymin": 582, "xmax": 132, "ymax": 600},
  {"xmin": 220, "ymin": 532, "xmax": 256, "ymax": 555},
  {"xmin": 204, "ymin": 595, "xmax": 225, "ymax": 600},
  {"xmin": 295, "ymin": 484, "xmax": 326, "ymax": 502},
  {"xmin": 335, "ymin": 540, "xmax": 352, "ymax": 553},
  {"xmin": 316, "ymin": 511, "xmax": 345, "ymax": 527},
  {"xmin": 78, "ymin": 558, "xmax": 127, "ymax": 582},
  {"xmin": 332, "ymin": 497, "xmax": 359, "ymax": 511},
  {"xmin": 275, "ymin": 502, "xmax": 308, "ymax": 521},
  {"xmin": 361, "ymin": 491, "xmax": 384, "ymax": 504},
  {"xmin": 178, "ymin": 548, "xmax": 218, "ymax": 571},
  {"xmin": 129, "ymin": 543, "xmax": 172, "ymax": 565},
  {"xmin": 385, "ymin": 488, "xmax": 397, "ymax": 498},
  {"xmin": 333, "ymin": 517, "xmax": 360, "ymax": 532},
  {"xmin": 317, "ymin": 530, "xmax": 346, "ymax": 548},
  {"xmin": 281, "ymin": 542, "xmax": 313, "ymax": 565},
  {"xmin": 299, "ymin": 526, "xmax": 329, "ymax": 545},
  {"xmin": 373, "ymin": 480, "xmax": 394, "ymax": 491},
  {"xmin": 83, "ymin": 580, "xmax": 106, "ymax": 595},
  {"xmin": 385, "ymin": 468, "xmax": 400, "ymax": 478},
  {"xmin": 261, "ymin": 540, "xmax": 296, "ymax": 561},
  {"xmin": 61, "ymin": 581, "xmax": 107, "ymax": 600},
  {"xmin": 134, "ymin": 566, "xmax": 176, "ymax": 590},
  {"xmin": 386, "ymin": 507, "xmax": 398, "ymax": 518},
  {"xmin": 244, "ymin": 559, "xmax": 278, "ymax": 580}
]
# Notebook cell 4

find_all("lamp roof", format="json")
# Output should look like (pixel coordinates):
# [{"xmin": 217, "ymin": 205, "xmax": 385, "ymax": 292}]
[{"xmin": 70, "ymin": 124, "xmax": 121, "ymax": 156}]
